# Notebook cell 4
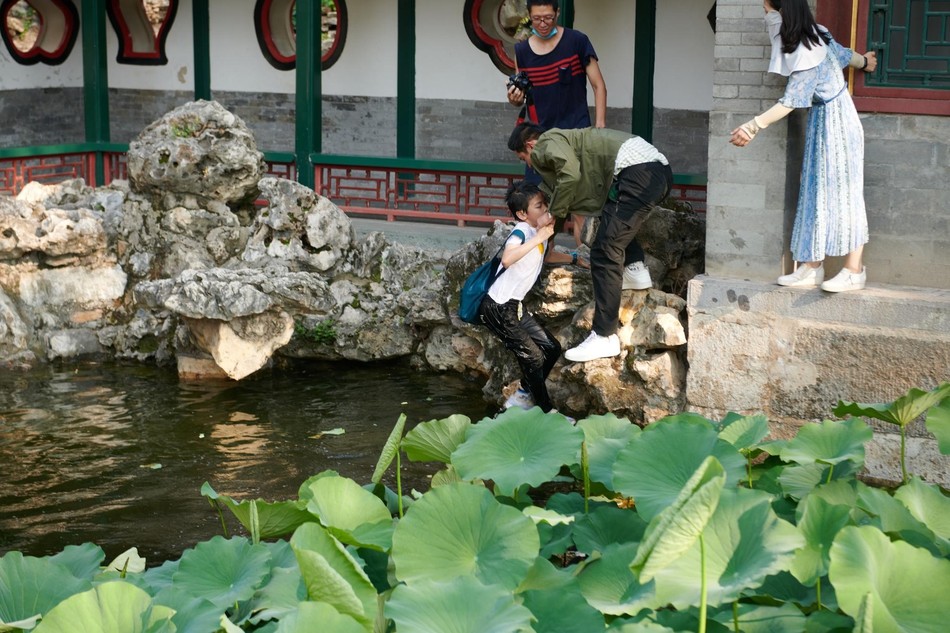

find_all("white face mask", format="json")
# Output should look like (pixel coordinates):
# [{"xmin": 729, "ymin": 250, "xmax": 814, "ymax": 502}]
[{"xmin": 766, "ymin": 10, "xmax": 828, "ymax": 76}]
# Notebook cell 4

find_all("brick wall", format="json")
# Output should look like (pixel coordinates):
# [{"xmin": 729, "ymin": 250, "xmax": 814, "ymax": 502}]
[{"xmin": 0, "ymin": 88, "xmax": 85, "ymax": 147}]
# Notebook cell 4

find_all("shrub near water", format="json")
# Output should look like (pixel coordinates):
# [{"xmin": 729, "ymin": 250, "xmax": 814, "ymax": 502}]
[{"xmin": 1, "ymin": 384, "xmax": 949, "ymax": 632}]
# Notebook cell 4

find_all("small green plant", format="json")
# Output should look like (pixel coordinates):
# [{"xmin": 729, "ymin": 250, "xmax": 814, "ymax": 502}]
[
  {"xmin": 168, "ymin": 115, "xmax": 202, "ymax": 138},
  {"xmin": 294, "ymin": 318, "xmax": 337, "ymax": 346}
]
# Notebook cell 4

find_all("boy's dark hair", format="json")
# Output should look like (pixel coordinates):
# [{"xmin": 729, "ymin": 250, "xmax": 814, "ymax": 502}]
[
  {"xmin": 505, "ymin": 180, "xmax": 543, "ymax": 219},
  {"xmin": 527, "ymin": 0, "xmax": 558, "ymax": 11},
  {"xmin": 507, "ymin": 122, "xmax": 546, "ymax": 152}
]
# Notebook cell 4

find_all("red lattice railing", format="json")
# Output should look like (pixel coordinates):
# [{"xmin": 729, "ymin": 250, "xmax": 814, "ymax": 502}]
[{"xmin": 0, "ymin": 151, "xmax": 127, "ymax": 196}]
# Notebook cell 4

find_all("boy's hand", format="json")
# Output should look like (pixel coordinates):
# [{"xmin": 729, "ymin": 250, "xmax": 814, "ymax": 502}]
[{"xmin": 538, "ymin": 224, "xmax": 556, "ymax": 241}]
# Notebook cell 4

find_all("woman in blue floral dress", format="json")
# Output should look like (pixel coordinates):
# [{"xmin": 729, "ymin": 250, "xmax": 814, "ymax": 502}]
[{"xmin": 730, "ymin": 0, "xmax": 879, "ymax": 293}]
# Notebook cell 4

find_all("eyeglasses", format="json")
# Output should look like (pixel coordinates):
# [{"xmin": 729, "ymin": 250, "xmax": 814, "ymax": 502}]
[{"xmin": 529, "ymin": 15, "xmax": 557, "ymax": 24}]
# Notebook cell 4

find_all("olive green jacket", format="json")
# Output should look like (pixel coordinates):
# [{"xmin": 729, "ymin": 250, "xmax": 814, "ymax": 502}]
[{"xmin": 529, "ymin": 127, "xmax": 633, "ymax": 219}]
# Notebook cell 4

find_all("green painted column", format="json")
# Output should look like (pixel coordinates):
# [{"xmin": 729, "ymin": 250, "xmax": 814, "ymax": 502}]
[
  {"xmin": 81, "ymin": 0, "xmax": 109, "ymax": 185},
  {"xmin": 295, "ymin": 0, "xmax": 322, "ymax": 189},
  {"xmin": 632, "ymin": 0, "xmax": 656, "ymax": 141},
  {"xmin": 558, "ymin": 0, "xmax": 574, "ymax": 28},
  {"xmin": 192, "ymin": 0, "xmax": 211, "ymax": 100},
  {"xmin": 396, "ymin": 0, "xmax": 416, "ymax": 159}
]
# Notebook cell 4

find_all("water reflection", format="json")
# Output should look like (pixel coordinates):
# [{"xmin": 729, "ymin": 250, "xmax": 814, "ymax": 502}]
[{"xmin": 0, "ymin": 359, "xmax": 493, "ymax": 563}]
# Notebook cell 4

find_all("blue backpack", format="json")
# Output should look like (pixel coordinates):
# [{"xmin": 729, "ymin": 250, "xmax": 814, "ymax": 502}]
[{"xmin": 458, "ymin": 230, "xmax": 525, "ymax": 324}]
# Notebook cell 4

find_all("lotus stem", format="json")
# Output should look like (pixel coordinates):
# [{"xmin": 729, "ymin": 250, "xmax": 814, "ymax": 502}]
[
  {"xmin": 825, "ymin": 464, "xmax": 834, "ymax": 484},
  {"xmin": 816, "ymin": 577, "xmax": 822, "ymax": 611},
  {"xmin": 208, "ymin": 498, "xmax": 229, "ymax": 538},
  {"xmin": 582, "ymin": 441, "xmax": 590, "ymax": 514},
  {"xmin": 900, "ymin": 428, "xmax": 908, "ymax": 484},
  {"xmin": 699, "ymin": 534, "xmax": 708, "ymax": 633},
  {"xmin": 746, "ymin": 455, "xmax": 753, "ymax": 489},
  {"xmin": 732, "ymin": 601, "xmax": 739, "ymax": 632},
  {"xmin": 396, "ymin": 449, "xmax": 404, "ymax": 518}
]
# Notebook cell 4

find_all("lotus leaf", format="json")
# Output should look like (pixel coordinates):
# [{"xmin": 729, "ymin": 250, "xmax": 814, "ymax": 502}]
[
  {"xmin": 371, "ymin": 414, "xmax": 406, "ymax": 484},
  {"xmin": 46, "ymin": 543, "xmax": 105, "ymax": 581},
  {"xmin": 386, "ymin": 576, "xmax": 534, "ymax": 633},
  {"xmin": 521, "ymin": 580, "xmax": 605, "ymax": 633},
  {"xmin": 778, "ymin": 462, "xmax": 858, "ymax": 501},
  {"xmin": 575, "ymin": 543, "xmax": 655, "ymax": 616},
  {"xmin": 804, "ymin": 610, "xmax": 856, "ymax": 633},
  {"xmin": 632, "ymin": 456, "xmax": 727, "ymax": 581},
  {"xmin": 710, "ymin": 602, "xmax": 805, "ymax": 633},
  {"xmin": 289, "ymin": 523, "xmax": 376, "ymax": 630},
  {"xmin": 894, "ymin": 476, "xmax": 950, "ymax": 549},
  {"xmin": 172, "ymin": 536, "xmax": 272, "ymax": 609},
  {"xmin": 391, "ymin": 482, "xmax": 539, "ymax": 590},
  {"xmin": 201, "ymin": 482, "xmax": 315, "ymax": 540},
  {"xmin": 244, "ymin": 566, "xmax": 305, "ymax": 625},
  {"xmin": 576, "ymin": 413, "xmax": 640, "ymax": 489},
  {"xmin": 856, "ymin": 483, "xmax": 935, "ymax": 538},
  {"xmin": 717, "ymin": 413, "xmax": 770, "ymax": 452},
  {"xmin": 401, "ymin": 414, "xmax": 472, "ymax": 463},
  {"xmin": 833, "ymin": 383, "xmax": 950, "ymax": 429},
  {"xmin": 32, "ymin": 581, "xmax": 175, "ymax": 633},
  {"xmin": 780, "ymin": 418, "xmax": 872, "ymax": 468},
  {"xmin": 926, "ymin": 399, "xmax": 950, "ymax": 453},
  {"xmin": 450, "ymin": 408, "xmax": 583, "ymax": 494},
  {"xmin": 516, "ymin": 557, "xmax": 573, "ymax": 592},
  {"xmin": 152, "ymin": 588, "xmax": 223, "ymax": 633},
  {"xmin": 304, "ymin": 475, "xmax": 393, "ymax": 550},
  {"xmin": 612, "ymin": 415, "xmax": 745, "ymax": 521},
  {"xmin": 572, "ymin": 504, "xmax": 648, "ymax": 555},
  {"xmin": 606, "ymin": 620, "xmax": 679, "ymax": 633},
  {"xmin": 274, "ymin": 601, "xmax": 366, "ymax": 633},
  {"xmin": 829, "ymin": 524, "xmax": 950, "ymax": 632},
  {"xmin": 522, "ymin": 505, "xmax": 574, "ymax": 526},
  {"xmin": 1, "ymin": 552, "xmax": 92, "ymax": 629},
  {"xmin": 789, "ymin": 495, "xmax": 852, "ymax": 587},
  {"xmin": 649, "ymin": 488, "xmax": 803, "ymax": 609}
]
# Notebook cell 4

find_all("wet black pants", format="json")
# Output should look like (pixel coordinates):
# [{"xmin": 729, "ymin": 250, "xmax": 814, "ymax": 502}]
[{"xmin": 479, "ymin": 297, "xmax": 562, "ymax": 412}]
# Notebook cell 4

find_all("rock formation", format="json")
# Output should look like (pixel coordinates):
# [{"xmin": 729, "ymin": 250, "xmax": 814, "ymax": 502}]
[{"xmin": 0, "ymin": 100, "xmax": 704, "ymax": 423}]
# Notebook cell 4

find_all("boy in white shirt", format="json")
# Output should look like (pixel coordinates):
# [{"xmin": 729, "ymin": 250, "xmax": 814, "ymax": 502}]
[{"xmin": 478, "ymin": 181, "xmax": 562, "ymax": 412}]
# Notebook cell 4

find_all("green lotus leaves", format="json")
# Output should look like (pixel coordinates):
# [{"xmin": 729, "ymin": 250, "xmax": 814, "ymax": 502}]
[
  {"xmin": 576, "ymin": 413, "xmax": 640, "ymax": 489},
  {"xmin": 289, "ymin": 522, "xmax": 377, "ymax": 630},
  {"xmin": 710, "ymin": 602, "xmax": 806, "ymax": 633},
  {"xmin": 201, "ymin": 482, "xmax": 315, "ymax": 540},
  {"xmin": 648, "ymin": 488, "xmax": 803, "ymax": 609},
  {"xmin": 834, "ymin": 383, "xmax": 950, "ymax": 429},
  {"xmin": 32, "ymin": 581, "xmax": 174, "ymax": 633},
  {"xmin": 520, "ymin": 579, "xmax": 605, "ymax": 633},
  {"xmin": 386, "ymin": 576, "xmax": 535, "ymax": 633},
  {"xmin": 450, "ymin": 407, "xmax": 584, "ymax": 494},
  {"xmin": 829, "ymin": 524, "xmax": 950, "ymax": 632},
  {"xmin": 0, "ymin": 552, "xmax": 92, "ymax": 629},
  {"xmin": 371, "ymin": 414, "xmax": 406, "ymax": 484},
  {"xmin": 780, "ymin": 418, "xmax": 872, "ymax": 469},
  {"xmin": 632, "ymin": 456, "xmax": 727, "ymax": 582},
  {"xmin": 894, "ymin": 476, "xmax": 950, "ymax": 550},
  {"xmin": 575, "ymin": 543, "xmax": 655, "ymax": 616},
  {"xmin": 612, "ymin": 415, "xmax": 745, "ymax": 521},
  {"xmin": 47, "ymin": 543, "xmax": 105, "ymax": 580},
  {"xmin": 789, "ymin": 495, "xmax": 852, "ymax": 586},
  {"xmin": 718, "ymin": 412, "xmax": 770, "ymax": 452},
  {"xmin": 391, "ymin": 482, "xmax": 539, "ymax": 590},
  {"xmin": 172, "ymin": 536, "xmax": 272, "ymax": 609},
  {"xmin": 152, "ymin": 588, "xmax": 223, "ymax": 633},
  {"xmin": 402, "ymin": 414, "xmax": 472, "ymax": 463},
  {"xmin": 572, "ymin": 504, "xmax": 648, "ymax": 555},
  {"xmin": 925, "ymin": 398, "xmax": 950, "ymax": 453},
  {"xmin": 275, "ymin": 601, "xmax": 366, "ymax": 633},
  {"xmin": 303, "ymin": 475, "xmax": 393, "ymax": 550}
]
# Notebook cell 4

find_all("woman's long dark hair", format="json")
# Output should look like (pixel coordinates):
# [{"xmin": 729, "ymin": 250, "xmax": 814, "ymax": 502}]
[{"xmin": 773, "ymin": 0, "xmax": 832, "ymax": 54}]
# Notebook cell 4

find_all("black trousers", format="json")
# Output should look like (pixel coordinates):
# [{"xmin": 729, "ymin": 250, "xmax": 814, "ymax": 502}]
[
  {"xmin": 590, "ymin": 161, "xmax": 673, "ymax": 336},
  {"xmin": 479, "ymin": 297, "xmax": 562, "ymax": 412}
]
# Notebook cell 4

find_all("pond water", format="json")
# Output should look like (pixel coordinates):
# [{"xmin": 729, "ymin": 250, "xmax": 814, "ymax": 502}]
[{"xmin": 0, "ymin": 359, "xmax": 493, "ymax": 564}]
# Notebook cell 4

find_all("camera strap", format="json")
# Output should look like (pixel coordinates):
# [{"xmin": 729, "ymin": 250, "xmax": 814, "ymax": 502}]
[{"xmin": 516, "ymin": 91, "xmax": 539, "ymax": 126}]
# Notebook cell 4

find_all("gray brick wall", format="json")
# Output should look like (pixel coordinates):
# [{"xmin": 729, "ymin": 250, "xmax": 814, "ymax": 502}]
[
  {"xmin": 109, "ymin": 89, "xmax": 195, "ymax": 143},
  {"xmin": 0, "ymin": 88, "xmax": 85, "ymax": 146}
]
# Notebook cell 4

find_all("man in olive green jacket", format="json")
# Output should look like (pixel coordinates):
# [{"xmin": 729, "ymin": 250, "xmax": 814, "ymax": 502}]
[{"xmin": 508, "ymin": 123, "xmax": 672, "ymax": 362}]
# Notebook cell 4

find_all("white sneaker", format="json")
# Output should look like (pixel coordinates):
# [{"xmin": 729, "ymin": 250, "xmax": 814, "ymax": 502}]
[
  {"xmin": 821, "ymin": 266, "xmax": 866, "ymax": 293},
  {"xmin": 622, "ymin": 261, "xmax": 652, "ymax": 290},
  {"xmin": 504, "ymin": 388, "xmax": 535, "ymax": 410},
  {"xmin": 564, "ymin": 332, "xmax": 621, "ymax": 362},
  {"xmin": 777, "ymin": 264, "xmax": 824, "ymax": 287}
]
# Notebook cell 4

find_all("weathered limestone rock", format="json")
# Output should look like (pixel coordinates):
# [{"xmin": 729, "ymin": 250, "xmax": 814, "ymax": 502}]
[
  {"xmin": 183, "ymin": 312, "xmax": 295, "ymax": 380},
  {"xmin": 127, "ymin": 100, "xmax": 265, "ymax": 205},
  {"xmin": 0, "ymin": 288, "xmax": 32, "ymax": 365},
  {"xmin": 0, "ymin": 194, "xmax": 109, "ymax": 266},
  {"xmin": 243, "ymin": 177, "xmax": 354, "ymax": 272}
]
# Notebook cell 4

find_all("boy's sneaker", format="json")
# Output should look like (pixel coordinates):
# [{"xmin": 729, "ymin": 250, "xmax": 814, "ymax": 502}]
[
  {"xmin": 777, "ymin": 264, "xmax": 824, "ymax": 288},
  {"xmin": 564, "ymin": 332, "xmax": 621, "ymax": 362},
  {"xmin": 821, "ymin": 266, "xmax": 866, "ymax": 293},
  {"xmin": 622, "ymin": 261, "xmax": 652, "ymax": 290},
  {"xmin": 504, "ymin": 388, "xmax": 535, "ymax": 410}
]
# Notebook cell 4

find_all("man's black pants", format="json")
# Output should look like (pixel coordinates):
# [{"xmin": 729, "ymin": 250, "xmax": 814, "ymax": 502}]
[{"xmin": 590, "ymin": 161, "xmax": 673, "ymax": 337}]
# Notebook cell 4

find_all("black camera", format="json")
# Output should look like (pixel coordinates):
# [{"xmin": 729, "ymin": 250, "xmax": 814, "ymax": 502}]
[{"xmin": 507, "ymin": 71, "xmax": 532, "ymax": 93}]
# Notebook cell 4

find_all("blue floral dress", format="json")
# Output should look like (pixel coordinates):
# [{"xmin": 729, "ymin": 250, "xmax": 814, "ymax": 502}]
[{"xmin": 780, "ymin": 33, "xmax": 869, "ymax": 262}]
